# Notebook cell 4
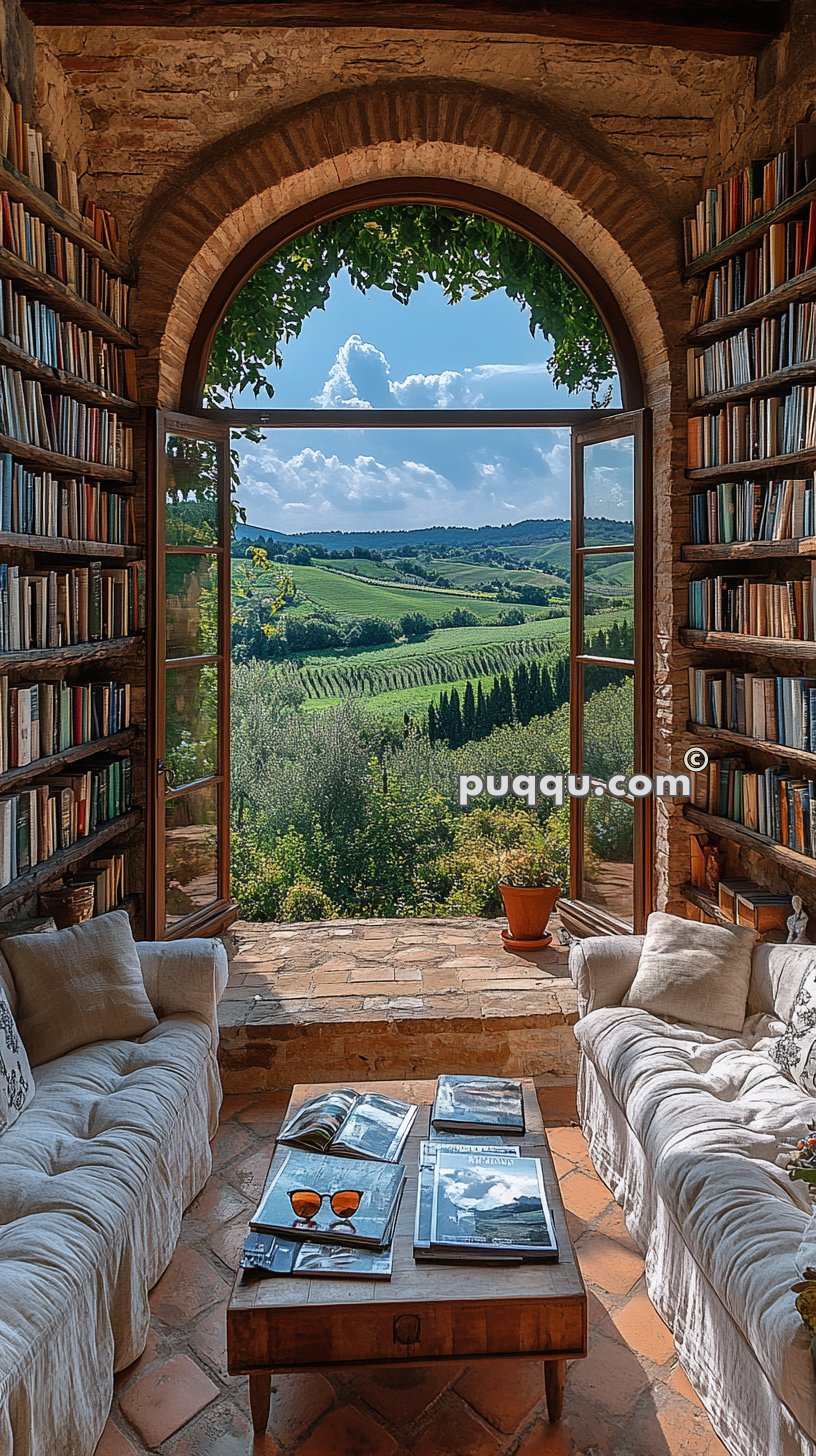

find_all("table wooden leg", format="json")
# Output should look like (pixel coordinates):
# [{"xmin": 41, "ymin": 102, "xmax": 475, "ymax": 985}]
[
  {"xmin": 249, "ymin": 1373, "xmax": 272, "ymax": 1433},
  {"xmin": 544, "ymin": 1359, "xmax": 565, "ymax": 1422}
]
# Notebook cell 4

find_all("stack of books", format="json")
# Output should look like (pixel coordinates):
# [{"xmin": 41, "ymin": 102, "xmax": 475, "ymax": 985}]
[
  {"xmin": 0, "ymin": 560, "xmax": 140, "ymax": 650},
  {"xmin": 0, "ymin": 192, "xmax": 131, "ymax": 328},
  {"xmin": 688, "ymin": 303, "xmax": 816, "ymax": 401},
  {"xmin": 0, "ymin": 675, "xmax": 132, "ymax": 772},
  {"xmin": 683, "ymin": 122, "xmax": 816, "ymax": 262},
  {"xmin": 241, "ymin": 1088, "xmax": 416, "ymax": 1280},
  {"xmin": 0, "ymin": 279, "xmax": 136, "ymax": 398},
  {"xmin": 0, "ymin": 455, "xmax": 136, "ymax": 542},
  {"xmin": 414, "ymin": 1076, "xmax": 558, "ymax": 1266},
  {"xmin": 0, "ymin": 369, "xmax": 133, "ymax": 468}
]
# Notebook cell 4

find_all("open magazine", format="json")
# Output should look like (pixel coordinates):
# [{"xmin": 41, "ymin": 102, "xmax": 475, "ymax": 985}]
[
  {"xmin": 278, "ymin": 1087, "xmax": 417, "ymax": 1162},
  {"xmin": 241, "ymin": 1229, "xmax": 394, "ymax": 1280}
]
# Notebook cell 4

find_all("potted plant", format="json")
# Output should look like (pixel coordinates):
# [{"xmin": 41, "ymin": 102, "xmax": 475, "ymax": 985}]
[{"xmin": 498, "ymin": 847, "xmax": 560, "ymax": 952}]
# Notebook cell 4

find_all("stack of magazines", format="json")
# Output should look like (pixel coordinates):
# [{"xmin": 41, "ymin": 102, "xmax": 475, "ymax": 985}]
[{"xmin": 240, "ymin": 1088, "xmax": 417, "ymax": 1281}]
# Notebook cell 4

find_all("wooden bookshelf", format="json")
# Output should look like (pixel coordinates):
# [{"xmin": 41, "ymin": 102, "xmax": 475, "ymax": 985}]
[
  {"xmin": 0, "ymin": 727, "xmax": 139, "ymax": 793},
  {"xmin": 687, "ymin": 447, "xmax": 816, "ymax": 482},
  {"xmin": 0, "ymin": 532, "xmax": 141, "ymax": 559},
  {"xmin": 685, "ymin": 805, "xmax": 816, "ymax": 882},
  {"xmin": 688, "ymin": 267, "xmax": 816, "ymax": 346},
  {"xmin": 0, "ymin": 334, "xmax": 137, "ymax": 416},
  {"xmin": 0, "ymin": 155, "xmax": 131, "ymax": 279},
  {"xmin": 686, "ymin": 718, "xmax": 816, "ymax": 772},
  {"xmin": 681, "ymin": 881, "xmax": 734, "ymax": 924},
  {"xmin": 2, "ymin": 635, "xmax": 142, "ymax": 671},
  {"xmin": 688, "ymin": 360, "xmax": 816, "ymax": 413},
  {"xmin": 681, "ymin": 538, "xmax": 808, "ymax": 561},
  {"xmin": 680, "ymin": 627, "xmax": 816, "ymax": 660},
  {"xmin": 0, "ymin": 808, "xmax": 141, "ymax": 912},
  {"xmin": 0, "ymin": 430, "xmax": 134, "ymax": 483},
  {"xmin": 683, "ymin": 177, "xmax": 816, "ymax": 280},
  {"xmin": 0, "ymin": 245, "xmax": 135, "ymax": 347}
]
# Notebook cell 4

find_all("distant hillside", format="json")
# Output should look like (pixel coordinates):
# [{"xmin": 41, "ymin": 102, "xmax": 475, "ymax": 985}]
[{"xmin": 234, "ymin": 517, "xmax": 631, "ymax": 551}]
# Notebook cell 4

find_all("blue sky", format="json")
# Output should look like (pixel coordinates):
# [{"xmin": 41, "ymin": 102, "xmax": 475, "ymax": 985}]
[{"xmin": 232, "ymin": 271, "xmax": 624, "ymax": 534}]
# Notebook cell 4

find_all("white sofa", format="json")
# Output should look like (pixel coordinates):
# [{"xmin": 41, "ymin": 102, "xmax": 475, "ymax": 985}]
[
  {"xmin": 0, "ymin": 937, "xmax": 228, "ymax": 1456},
  {"xmin": 571, "ymin": 933, "xmax": 816, "ymax": 1456}
]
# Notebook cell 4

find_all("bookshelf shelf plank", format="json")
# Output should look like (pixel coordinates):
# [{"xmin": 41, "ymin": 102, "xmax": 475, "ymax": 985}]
[
  {"xmin": 0, "ymin": 533, "xmax": 141, "ymax": 559},
  {"xmin": 684, "ymin": 804, "xmax": 816, "ymax": 881},
  {"xmin": 681, "ymin": 881, "xmax": 734, "ymax": 924},
  {"xmin": 681, "ymin": 539, "xmax": 807, "ymax": 561},
  {"xmin": 686, "ymin": 718, "xmax": 816, "ymax": 771},
  {"xmin": 0, "ymin": 245, "xmax": 135, "ymax": 347},
  {"xmin": 683, "ymin": 179, "xmax": 816, "ymax": 280},
  {"xmin": 688, "ymin": 360, "xmax": 816, "ymax": 412},
  {"xmin": 687, "ymin": 448, "xmax": 816, "ymax": 481},
  {"xmin": 0, "ymin": 430, "xmax": 135, "ymax": 483},
  {"xmin": 680, "ymin": 627, "xmax": 816, "ymax": 660},
  {"xmin": 0, "ymin": 335, "xmax": 137, "ymax": 415},
  {"xmin": 0, "ymin": 156, "xmax": 131, "ymax": 280},
  {"xmin": 1, "ymin": 636, "xmax": 143, "ymax": 671},
  {"xmin": 688, "ymin": 268, "xmax": 816, "ymax": 346},
  {"xmin": 0, "ymin": 808, "xmax": 141, "ymax": 912},
  {"xmin": 0, "ymin": 727, "xmax": 139, "ymax": 793}
]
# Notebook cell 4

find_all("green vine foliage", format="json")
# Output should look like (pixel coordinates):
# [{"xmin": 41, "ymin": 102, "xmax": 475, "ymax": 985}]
[{"xmin": 205, "ymin": 205, "xmax": 617, "ymax": 407}]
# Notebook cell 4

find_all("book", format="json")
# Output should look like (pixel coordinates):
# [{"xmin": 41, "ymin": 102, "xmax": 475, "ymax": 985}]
[
  {"xmin": 250, "ymin": 1148, "xmax": 405, "ymax": 1248},
  {"xmin": 414, "ymin": 1141, "xmax": 524, "ymax": 1263},
  {"xmin": 278, "ymin": 1087, "xmax": 417, "ymax": 1163},
  {"xmin": 240, "ymin": 1229, "xmax": 394, "ymax": 1280},
  {"xmin": 429, "ymin": 1151, "xmax": 558, "ymax": 1260},
  {"xmin": 431, "ymin": 1075, "xmax": 525, "ymax": 1134}
]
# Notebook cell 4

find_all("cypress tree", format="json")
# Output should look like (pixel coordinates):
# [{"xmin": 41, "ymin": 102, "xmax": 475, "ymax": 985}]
[
  {"xmin": 476, "ymin": 681, "xmax": 487, "ymax": 739},
  {"xmin": 463, "ymin": 681, "xmax": 476, "ymax": 742},
  {"xmin": 553, "ymin": 655, "xmax": 570, "ymax": 706},
  {"xmin": 428, "ymin": 702, "xmax": 437, "ymax": 745},
  {"xmin": 437, "ymin": 691, "xmax": 449, "ymax": 743},
  {"xmin": 539, "ymin": 661, "xmax": 555, "ymax": 717},
  {"xmin": 449, "ymin": 688, "xmax": 463, "ymax": 748},
  {"xmin": 513, "ymin": 663, "xmax": 529, "ymax": 724}
]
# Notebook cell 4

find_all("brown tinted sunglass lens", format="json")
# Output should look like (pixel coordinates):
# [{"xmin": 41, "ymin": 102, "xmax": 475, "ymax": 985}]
[
  {"xmin": 290, "ymin": 1189, "xmax": 322, "ymax": 1219},
  {"xmin": 330, "ymin": 1189, "xmax": 362, "ymax": 1218}
]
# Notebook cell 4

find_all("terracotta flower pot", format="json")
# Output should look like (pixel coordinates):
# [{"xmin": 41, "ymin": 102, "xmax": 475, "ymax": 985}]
[{"xmin": 499, "ymin": 882, "xmax": 560, "ymax": 950}]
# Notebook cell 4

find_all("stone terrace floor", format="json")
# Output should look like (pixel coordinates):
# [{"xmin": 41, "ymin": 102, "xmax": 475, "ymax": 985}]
[
  {"xmin": 218, "ymin": 917, "xmax": 579, "ymax": 1092},
  {"xmin": 95, "ymin": 1085, "xmax": 729, "ymax": 1456}
]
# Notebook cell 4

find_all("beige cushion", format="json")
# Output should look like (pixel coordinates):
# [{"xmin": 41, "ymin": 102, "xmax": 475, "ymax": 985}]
[
  {"xmin": 0, "ymin": 919, "xmax": 57, "ymax": 1017},
  {"xmin": 622, "ymin": 910, "xmax": 755, "ymax": 1033},
  {"xmin": 0, "ymin": 986, "xmax": 33, "ymax": 1133},
  {"xmin": 4, "ymin": 910, "xmax": 158, "ymax": 1068}
]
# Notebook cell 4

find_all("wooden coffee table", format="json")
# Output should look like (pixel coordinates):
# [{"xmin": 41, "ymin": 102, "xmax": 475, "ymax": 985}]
[{"xmin": 227, "ymin": 1078, "xmax": 587, "ymax": 1433}]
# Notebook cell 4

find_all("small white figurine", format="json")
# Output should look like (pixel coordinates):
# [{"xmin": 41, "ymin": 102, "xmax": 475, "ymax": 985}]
[{"xmin": 787, "ymin": 895, "xmax": 809, "ymax": 945}]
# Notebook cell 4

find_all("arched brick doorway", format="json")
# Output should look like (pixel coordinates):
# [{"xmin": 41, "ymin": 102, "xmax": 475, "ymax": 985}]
[{"xmin": 136, "ymin": 81, "xmax": 688, "ymax": 930}]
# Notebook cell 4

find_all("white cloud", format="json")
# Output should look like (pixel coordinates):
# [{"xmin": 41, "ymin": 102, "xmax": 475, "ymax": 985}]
[{"xmin": 311, "ymin": 337, "xmax": 559, "ymax": 412}]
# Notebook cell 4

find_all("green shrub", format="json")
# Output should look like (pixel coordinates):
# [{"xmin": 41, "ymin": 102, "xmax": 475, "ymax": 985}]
[{"xmin": 281, "ymin": 882, "xmax": 337, "ymax": 922}]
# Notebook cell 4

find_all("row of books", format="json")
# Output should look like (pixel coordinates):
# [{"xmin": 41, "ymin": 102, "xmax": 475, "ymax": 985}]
[
  {"xmin": 689, "ymin": 666, "xmax": 816, "ymax": 751},
  {"xmin": 0, "ymin": 456, "xmax": 136, "ymax": 542},
  {"xmin": 63, "ymin": 850, "xmax": 127, "ymax": 919},
  {"xmin": 690, "ymin": 477, "xmax": 814, "ymax": 544},
  {"xmin": 0, "ymin": 76, "xmax": 120, "ymax": 254},
  {"xmin": 683, "ymin": 122, "xmax": 816, "ymax": 262},
  {"xmin": 687, "ymin": 385, "xmax": 816, "ymax": 469},
  {"xmin": 692, "ymin": 755, "xmax": 816, "ymax": 857},
  {"xmin": 0, "ymin": 193, "xmax": 131, "ymax": 330},
  {"xmin": 688, "ymin": 572, "xmax": 816, "ymax": 640},
  {"xmin": 0, "ymin": 562, "xmax": 140, "ymax": 652},
  {"xmin": 0, "ymin": 752, "xmax": 133, "ymax": 887},
  {"xmin": 0, "ymin": 367, "xmax": 133, "ymax": 468},
  {"xmin": 689, "ymin": 206, "xmax": 816, "ymax": 329},
  {"xmin": 688, "ymin": 302, "xmax": 816, "ymax": 400},
  {"xmin": 0, "ymin": 676, "xmax": 132, "ymax": 774},
  {"xmin": 0, "ymin": 278, "xmax": 136, "ymax": 397}
]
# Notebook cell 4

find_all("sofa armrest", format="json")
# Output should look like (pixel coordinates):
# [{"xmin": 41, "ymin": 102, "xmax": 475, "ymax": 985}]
[
  {"xmin": 569, "ymin": 934, "xmax": 644, "ymax": 1017},
  {"xmin": 136, "ymin": 938, "xmax": 229, "ymax": 1049}
]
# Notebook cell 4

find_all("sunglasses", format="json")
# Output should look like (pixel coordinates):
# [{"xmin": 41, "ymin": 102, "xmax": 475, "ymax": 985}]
[{"xmin": 288, "ymin": 1187, "xmax": 363, "ymax": 1221}]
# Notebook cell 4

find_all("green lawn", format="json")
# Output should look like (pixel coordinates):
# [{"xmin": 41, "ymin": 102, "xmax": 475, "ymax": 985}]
[{"xmin": 283, "ymin": 563, "xmax": 501, "ymax": 621}]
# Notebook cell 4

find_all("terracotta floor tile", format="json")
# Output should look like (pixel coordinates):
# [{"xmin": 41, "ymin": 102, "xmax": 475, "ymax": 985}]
[
  {"xmin": 560, "ymin": 1170, "xmax": 614, "ymax": 1222},
  {"xmin": 184, "ymin": 1175, "xmax": 251, "ymax": 1233},
  {"xmin": 550, "ymin": 1152, "xmax": 574, "ymax": 1181},
  {"xmin": 634, "ymin": 1392, "xmax": 725, "ymax": 1456},
  {"xmin": 455, "ymin": 1361, "xmax": 546, "ymax": 1434},
  {"xmin": 577, "ymin": 1234, "xmax": 644, "ymax": 1297},
  {"xmin": 113, "ymin": 1329, "xmax": 162, "ymax": 1391},
  {"xmin": 187, "ymin": 1304, "xmax": 228, "ymax": 1379},
  {"xmin": 593, "ymin": 1199, "xmax": 635, "ymax": 1246},
  {"xmin": 667, "ymin": 1361, "xmax": 704, "ymax": 1409},
  {"xmin": 224, "ymin": 1145, "xmax": 273, "ymax": 1202},
  {"xmin": 352, "ymin": 1365, "xmax": 453, "ymax": 1425},
  {"xmin": 296, "ymin": 1402, "xmax": 398, "ymax": 1456},
  {"xmin": 266, "ymin": 1372, "xmax": 336, "ymax": 1445},
  {"xmin": 544, "ymin": 1126, "xmax": 587, "ymax": 1166},
  {"xmin": 612, "ymin": 1291, "xmax": 676, "ymax": 1367},
  {"xmin": 118, "ymin": 1355, "xmax": 219, "ymax": 1448},
  {"xmin": 512, "ymin": 1424, "xmax": 577, "ymax": 1456},
  {"xmin": 206, "ymin": 1210, "xmax": 251, "ymax": 1271},
  {"xmin": 411, "ymin": 1396, "xmax": 503, "ymax": 1456},
  {"xmin": 209, "ymin": 1119, "xmax": 254, "ymax": 1166},
  {"xmin": 165, "ymin": 1397, "xmax": 255, "ymax": 1456},
  {"xmin": 566, "ymin": 1333, "xmax": 649, "ymax": 1420},
  {"xmin": 537, "ymin": 1083, "xmax": 578, "ymax": 1125},
  {"xmin": 93, "ymin": 1422, "xmax": 143, "ymax": 1456},
  {"xmin": 149, "ymin": 1246, "xmax": 230, "ymax": 1329}
]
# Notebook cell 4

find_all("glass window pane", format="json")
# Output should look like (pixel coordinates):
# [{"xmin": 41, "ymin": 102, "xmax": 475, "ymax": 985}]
[
  {"xmin": 165, "ymin": 783, "xmax": 219, "ymax": 927},
  {"xmin": 583, "ymin": 435, "xmax": 634, "ymax": 544},
  {"xmin": 582, "ymin": 556, "xmax": 634, "ymax": 658},
  {"xmin": 582, "ymin": 796, "xmax": 633, "ymax": 927},
  {"xmin": 165, "ymin": 663, "xmax": 219, "ymax": 786},
  {"xmin": 582, "ymin": 667, "xmax": 634, "ymax": 781},
  {"xmin": 165, "ymin": 433, "xmax": 221, "ymax": 545},
  {"xmin": 166, "ymin": 554, "xmax": 220, "ymax": 658}
]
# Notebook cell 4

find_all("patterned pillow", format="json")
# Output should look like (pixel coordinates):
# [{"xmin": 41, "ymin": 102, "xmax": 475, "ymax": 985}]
[
  {"xmin": 0, "ymin": 984, "xmax": 33, "ymax": 1132},
  {"xmin": 770, "ymin": 960, "xmax": 816, "ymax": 1093}
]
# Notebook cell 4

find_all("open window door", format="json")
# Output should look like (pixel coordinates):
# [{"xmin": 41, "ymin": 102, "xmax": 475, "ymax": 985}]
[
  {"xmin": 149, "ymin": 412, "xmax": 237, "ymax": 938},
  {"xmin": 564, "ymin": 410, "xmax": 652, "ymax": 936}
]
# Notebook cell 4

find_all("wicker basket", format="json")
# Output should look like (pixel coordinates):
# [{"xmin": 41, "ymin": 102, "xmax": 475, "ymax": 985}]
[{"xmin": 39, "ymin": 882, "xmax": 95, "ymax": 928}]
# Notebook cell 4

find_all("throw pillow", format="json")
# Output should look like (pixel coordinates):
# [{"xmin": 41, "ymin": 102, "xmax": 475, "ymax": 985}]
[
  {"xmin": 769, "ymin": 959, "xmax": 816, "ymax": 1093},
  {"xmin": 0, "ymin": 985, "xmax": 33, "ymax": 1132},
  {"xmin": 4, "ymin": 909, "xmax": 158, "ymax": 1068},
  {"xmin": 623, "ymin": 911, "xmax": 756, "ymax": 1033}
]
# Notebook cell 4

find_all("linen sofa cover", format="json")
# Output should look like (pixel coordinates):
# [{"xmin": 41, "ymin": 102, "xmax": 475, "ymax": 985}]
[
  {"xmin": 571, "ymin": 935, "xmax": 816, "ymax": 1456},
  {"xmin": 0, "ymin": 937, "xmax": 228, "ymax": 1456}
]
